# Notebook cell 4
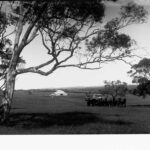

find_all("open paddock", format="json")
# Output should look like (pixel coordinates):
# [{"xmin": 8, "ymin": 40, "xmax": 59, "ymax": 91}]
[{"xmin": 0, "ymin": 90, "xmax": 150, "ymax": 134}]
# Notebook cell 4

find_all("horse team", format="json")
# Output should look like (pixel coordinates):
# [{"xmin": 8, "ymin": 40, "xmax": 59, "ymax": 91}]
[{"xmin": 85, "ymin": 94, "xmax": 126, "ymax": 107}]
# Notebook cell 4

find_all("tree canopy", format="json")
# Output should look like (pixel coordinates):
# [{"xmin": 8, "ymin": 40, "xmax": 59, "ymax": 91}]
[
  {"xmin": 102, "ymin": 80, "xmax": 128, "ymax": 99},
  {"xmin": 0, "ymin": 1, "xmax": 147, "ymax": 77},
  {"xmin": 128, "ymin": 58, "xmax": 150, "ymax": 83},
  {"xmin": 128, "ymin": 58, "xmax": 150, "ymax": 97}
]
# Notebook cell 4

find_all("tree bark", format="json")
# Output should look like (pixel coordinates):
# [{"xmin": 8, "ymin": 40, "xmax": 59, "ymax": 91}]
[{"xmin": 0, "ymin": 67, "xmax": 16, "ymax": 123}]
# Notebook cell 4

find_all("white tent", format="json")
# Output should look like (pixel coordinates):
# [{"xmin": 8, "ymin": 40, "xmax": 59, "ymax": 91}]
[{"xmin": 49, "ymin": 90, "xmax": 68, "ymax": 96}]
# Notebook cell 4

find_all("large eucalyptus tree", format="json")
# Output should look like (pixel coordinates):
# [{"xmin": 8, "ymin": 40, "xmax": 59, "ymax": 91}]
[{"xmin": 0, "ymin": 0, "xmax": 147, "ymax": 122}]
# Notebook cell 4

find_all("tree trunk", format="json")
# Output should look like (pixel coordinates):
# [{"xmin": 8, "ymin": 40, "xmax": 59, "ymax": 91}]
[{"xmin": 0, "ymin": 68, "xmax": 16, "ymax": 123}]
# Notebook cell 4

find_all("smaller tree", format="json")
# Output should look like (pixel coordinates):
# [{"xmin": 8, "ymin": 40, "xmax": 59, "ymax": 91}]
[
  {"xmin": 103, "ymin": 80, "xmax": 128, "ymax": 100},
  {"xmin": 128, "ymin": 58, "xmax": 150, "ymax": 97}
]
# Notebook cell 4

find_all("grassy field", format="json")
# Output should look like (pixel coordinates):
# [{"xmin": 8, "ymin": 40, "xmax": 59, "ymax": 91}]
[{"xmin": 0, "ymin": 89, "xmax": 150, "ymax": 134}]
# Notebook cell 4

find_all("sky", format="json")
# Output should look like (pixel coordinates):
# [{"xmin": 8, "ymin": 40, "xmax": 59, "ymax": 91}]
[{"xmin": 9, "ymin": 0, "xmax": 150, "ymax": 89}]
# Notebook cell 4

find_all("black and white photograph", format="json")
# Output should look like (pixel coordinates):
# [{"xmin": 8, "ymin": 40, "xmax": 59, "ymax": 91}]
[{"xmin": 0, "ymin": 1, "xmax": 150, "ymax": 143}]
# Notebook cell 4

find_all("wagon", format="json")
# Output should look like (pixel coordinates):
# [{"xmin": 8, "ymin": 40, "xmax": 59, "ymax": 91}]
[{"xmin": 85, "ymin": 94, "xmax": 106, "ymax": 106}]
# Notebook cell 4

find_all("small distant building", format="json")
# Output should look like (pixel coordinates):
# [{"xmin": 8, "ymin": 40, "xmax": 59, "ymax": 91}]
[{"xmin": 49, "ymin": 90, "xmax": 68, "ymax": 96}]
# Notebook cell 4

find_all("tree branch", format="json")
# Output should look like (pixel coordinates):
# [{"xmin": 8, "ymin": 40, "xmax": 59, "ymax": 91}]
[
  {"xmin": 57, "ymin": 64, "xmax": 101, "ymax": 70},
  {"xmin": 26, "ymin": 26, "xmax": 39, "ymax": 45},
  {"xmin": 17, "ymin": 2, "xmax": 48, "ymax": 55},
  {"xmin": 17, "ymin": 58, "xmax": 55, "ymax": 74},
  {"xmin": 40, "ymin": 30, "xmax": 52, "ymax": 54},
  {"xmin": 17, "ymin": 62, "xmax": 58, "ymax": 76}
]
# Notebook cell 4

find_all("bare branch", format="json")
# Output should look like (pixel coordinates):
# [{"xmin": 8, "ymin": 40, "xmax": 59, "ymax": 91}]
[
  {"xmin": 2, "ymin": 30, "xmax": 16, "ymax": 39},
  {"xmin": 57, "ymin": 64, "xmax": 101, "ymax": 70},
  {"xmin": 17, "ymin": 62, "xmax": 58, "ymax": 76},
  {"xmin": 18, "ymin": 2, "xmax": 48, "ymax": 54},
  {"xmin": 17, "ymin": 58, "xmax": 55, "ymax": 74},
  {"xmin": 40, "ymin": 30, "xmax": 52, "ymax": 54},
  {"xmin": 26, "ymin": 27, "xmax": 39, "ymax": 45}
]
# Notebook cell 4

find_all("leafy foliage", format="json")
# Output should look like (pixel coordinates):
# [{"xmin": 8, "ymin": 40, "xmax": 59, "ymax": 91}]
[
  {"xmin": 120, "ymin": 1, "xmax": 148, "ymax": 24},
  {"xmin": 128, "ymin": 58, "xmax": 150, "ymax": 83},
  {"xmin": 10, "ymin": 0, "xmax": 106, "ymax": 27},
  {"xmin": 0, "ymin": 38, "xmax": 25, "ymax": 74},
  {"xmin": 136, "ymin": 79, "xmax": 150, "ymax": 98},
  {"xmin": 128, "ymin": 58, "xmax": 150, "ymax": 98},
  {"xmin": 103, "ymin": 80, "xmax": 128, "ymax": 99},
  {"xmin": 83, "ymin": 2, "xmax": 148, "ymax": 67}
]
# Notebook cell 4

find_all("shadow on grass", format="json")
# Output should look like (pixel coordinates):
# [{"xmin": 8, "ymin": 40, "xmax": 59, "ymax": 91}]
[
  {"xmin": 1, "ymin": 111, "xmax": 133, "ymax": 130},
  {"xmin": 11, "ymin": 107, "xmax": 26, "ymax": 110},
  {"xmin": 5, "ymin": 112, "xmax": 99, "ymax": 129}
]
